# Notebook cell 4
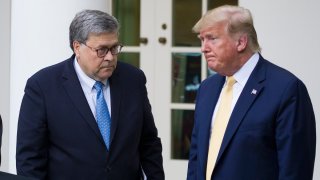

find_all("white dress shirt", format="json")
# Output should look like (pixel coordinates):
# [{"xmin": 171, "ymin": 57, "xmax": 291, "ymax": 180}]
[
  {"xmin": 73, "ymin": 57, "xmax": 112, "ymax": 120},
  {"xmin": 210, "ymin": 53, "xmax": 259, "ymax": 130}
]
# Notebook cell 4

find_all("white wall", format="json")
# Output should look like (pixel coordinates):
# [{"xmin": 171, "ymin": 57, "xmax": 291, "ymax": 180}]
[
  {"xmin": 9, "ymin": 0, "xmax": 108, "ymax": 173},
  {"xmin": 0, "ymin": 0, "xmax": 11, "ymax": 172},
  {"xmin": 240, "ymin": 0, "xmax": 320, "ymax": 179}
]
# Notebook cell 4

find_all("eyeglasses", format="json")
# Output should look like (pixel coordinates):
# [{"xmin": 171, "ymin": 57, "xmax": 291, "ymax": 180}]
[{"xmin": 82, "ymin": 43, "xmax": 123, "ymax": 58}]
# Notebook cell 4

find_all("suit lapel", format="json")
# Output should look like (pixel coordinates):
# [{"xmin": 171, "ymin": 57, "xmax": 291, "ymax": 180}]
[
  {"xmin": 108, "ymin": 68, "xmax": 122, "ymax": 148},
  {"xmin": 61, "ymin": 56, "xmax": 105, "ymax": 144},
  {"xmin": 198, "ymin": 76, "xmax": 225, "ymax": 172},
  {"xmin": 216, "ymin": 57, "xmax": 267, "ymax": 164}
]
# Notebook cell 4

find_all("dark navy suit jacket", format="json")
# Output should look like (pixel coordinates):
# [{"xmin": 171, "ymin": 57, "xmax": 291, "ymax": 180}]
[
  {"xmin": 187, "ymin": 55, "xmax": 316, "ymax": 180},
  {"xmin": 16, "ymin": 55, "xmax": 164, "ymax": 180},
  {"xmin": 0, "ymin": 115, "xmax": 2, "ymax": 165},
  {"xmin": 0, "ymin": 172, "xmax": 36, "ymax": 180}
]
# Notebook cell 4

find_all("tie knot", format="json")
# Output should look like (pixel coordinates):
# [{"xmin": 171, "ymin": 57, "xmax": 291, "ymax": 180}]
[
  {"xmin": 94, "ymin": 81, "xmax": 104, "ymax": 91},
  {"xmin": 226, "ymin": 76, "xmax": 236, "ymax": 87}
]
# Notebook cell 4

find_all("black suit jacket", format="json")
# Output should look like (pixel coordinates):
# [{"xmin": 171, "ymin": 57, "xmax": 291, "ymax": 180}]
[
  {"xmin": 0, "ymin": 172, "xmax": 36, "ymax": 180},
  {"xmin": 16, "ymin": 55, "xmax": 164, "ymax": 180},
  {"xmin": 0, "ymin": 115, "xmax": 2, "ymax": 165}
]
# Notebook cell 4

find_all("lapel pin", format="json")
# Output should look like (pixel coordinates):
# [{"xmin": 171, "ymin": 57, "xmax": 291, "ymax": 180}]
[{"xmin": 251, "ymin": 89, "xmax": 257, "ymax": 95}]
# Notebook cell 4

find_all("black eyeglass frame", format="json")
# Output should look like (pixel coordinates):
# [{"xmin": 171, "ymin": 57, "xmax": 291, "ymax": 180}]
[{"xmin": 82, "ymin": 43, "xmax": 123, "ymax": 58}]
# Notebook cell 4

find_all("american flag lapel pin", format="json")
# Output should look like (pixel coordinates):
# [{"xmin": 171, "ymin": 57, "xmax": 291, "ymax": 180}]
[{"xmin": 251, "ymin": 89, "xmax": 257, "ymax": 95}]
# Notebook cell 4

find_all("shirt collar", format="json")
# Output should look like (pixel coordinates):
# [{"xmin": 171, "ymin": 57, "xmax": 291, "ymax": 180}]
[
  {"xmin": 232, "ymin": 53, "xmax": 259, "ymax": 86},
  {"xmin": 73, "ymin": 57, "xmax": 108, "ymax": 92}
]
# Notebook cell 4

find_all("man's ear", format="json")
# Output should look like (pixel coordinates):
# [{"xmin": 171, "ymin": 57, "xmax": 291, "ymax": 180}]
[
  {"xmin": 236, "ymin": 34, "xmax": 248, "ymax": 52},
  {"xmin": 73, "ymin": 41, "xmax": 81, "ymax": 56}
]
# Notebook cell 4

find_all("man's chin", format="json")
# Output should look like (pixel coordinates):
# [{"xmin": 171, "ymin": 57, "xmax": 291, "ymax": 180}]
[
  {"xmin": 207, "ymin": 62, "xmax": 218, "ymax": 71},
  {"xmin": 94, "ymin": 71, "xmax": 113, "ymax": 81}
]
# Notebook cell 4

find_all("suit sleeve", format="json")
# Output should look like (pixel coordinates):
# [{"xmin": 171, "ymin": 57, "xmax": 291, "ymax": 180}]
[
  {"xmin": 187, "ymin": 115, "xmax": 198, "ymax": 180},
  {"xmin": 187, "ymin": 83, "xmax": 203, "ymax": 180},
  {"xmin": 16, "ymin": 77, "xmax": 48, "ymax": 179},
  {"xmin": 0, "ymin": 115, "xmax": 2, "ymax": 165},
  {"xmin": 276, "ymin": 79, "xmax": 316, "ymax": 180},
  {"xmin": 139, "ymin": 72, "xmax": 165, "ymax": 180}
]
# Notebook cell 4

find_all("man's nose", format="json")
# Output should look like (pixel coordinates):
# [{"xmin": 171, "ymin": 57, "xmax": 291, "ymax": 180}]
[
  {"xmin": 201, "ymin": 41, "xmax": 209, "ymax": 53},
  {"xmin": 103, "ymin": 51, "xmax": 114, "ymax": 61}
]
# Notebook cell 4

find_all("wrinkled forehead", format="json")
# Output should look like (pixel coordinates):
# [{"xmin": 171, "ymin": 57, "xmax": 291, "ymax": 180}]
[
  {"xmin": 197, "ymin": 21, "xmax": 228, "ymax": 38},
  {"xmin": 86, "ymin": 32, "xmax": 119, "ymax": 46}
]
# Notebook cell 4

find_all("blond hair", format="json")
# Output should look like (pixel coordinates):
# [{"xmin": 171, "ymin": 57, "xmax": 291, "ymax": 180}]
[{"xmin": 193, "ymin": 5, "xmax": 261, "ymax": 52}]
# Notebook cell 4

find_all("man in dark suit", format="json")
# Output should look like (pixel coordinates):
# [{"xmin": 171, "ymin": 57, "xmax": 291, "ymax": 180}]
[
  {"xmin": 16, "ymin": 10, "xmax": 164, "ymax": 180},
  {"xmin": 0, "ymin": 115, "xmax": 2, "ymax": 165},
  {"xmin": 187, "ymin": 5, "xmax": 316, "ymax": 180},
  {"xmin": 1, "ymin": 115, "xmax": 35, "ymax": 179}
]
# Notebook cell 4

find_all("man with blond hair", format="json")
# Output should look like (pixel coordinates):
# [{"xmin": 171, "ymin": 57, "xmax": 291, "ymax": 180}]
[{"xmin": 187, "ymin": 5, "xmax": 316, "ymax": 180}]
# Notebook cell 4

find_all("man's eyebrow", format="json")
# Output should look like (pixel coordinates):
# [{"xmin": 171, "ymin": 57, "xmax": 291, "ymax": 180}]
[
  {"xmin": 197, "ymin": 34, "xmax": 213, "ymax": 40},
  {"xmin": 97, "ymin": 43, "xmax": 119, "ymax": 49}
]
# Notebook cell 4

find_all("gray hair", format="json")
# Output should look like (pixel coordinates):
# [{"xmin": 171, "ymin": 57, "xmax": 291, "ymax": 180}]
[
  {"xmin": 69, "ymin": 9, "xmax": 119, "ymax": 51},
  {"xmin": 193, "ymin": 5, "xmax": 261, "ymax": 53}
]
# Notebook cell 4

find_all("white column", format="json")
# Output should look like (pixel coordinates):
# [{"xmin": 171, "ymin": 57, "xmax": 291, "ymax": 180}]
[
  {"xmin": 0, "ymin": 0, "xmax": 11, "ymax": 172},
  {"xmin": 9, "ymin": 0, "xmax": 110, "ymax": 173}
]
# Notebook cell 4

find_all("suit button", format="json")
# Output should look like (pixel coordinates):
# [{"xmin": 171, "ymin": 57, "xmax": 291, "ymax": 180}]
[{"xmin": 106, "ymin": 166, "xmax": 111, "ymax": 172}]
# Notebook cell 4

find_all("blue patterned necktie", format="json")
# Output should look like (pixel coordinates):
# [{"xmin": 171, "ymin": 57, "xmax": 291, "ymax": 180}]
[{"xmin": 94, "ymin": 81, "xmax": 111, "ymax": 149}]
